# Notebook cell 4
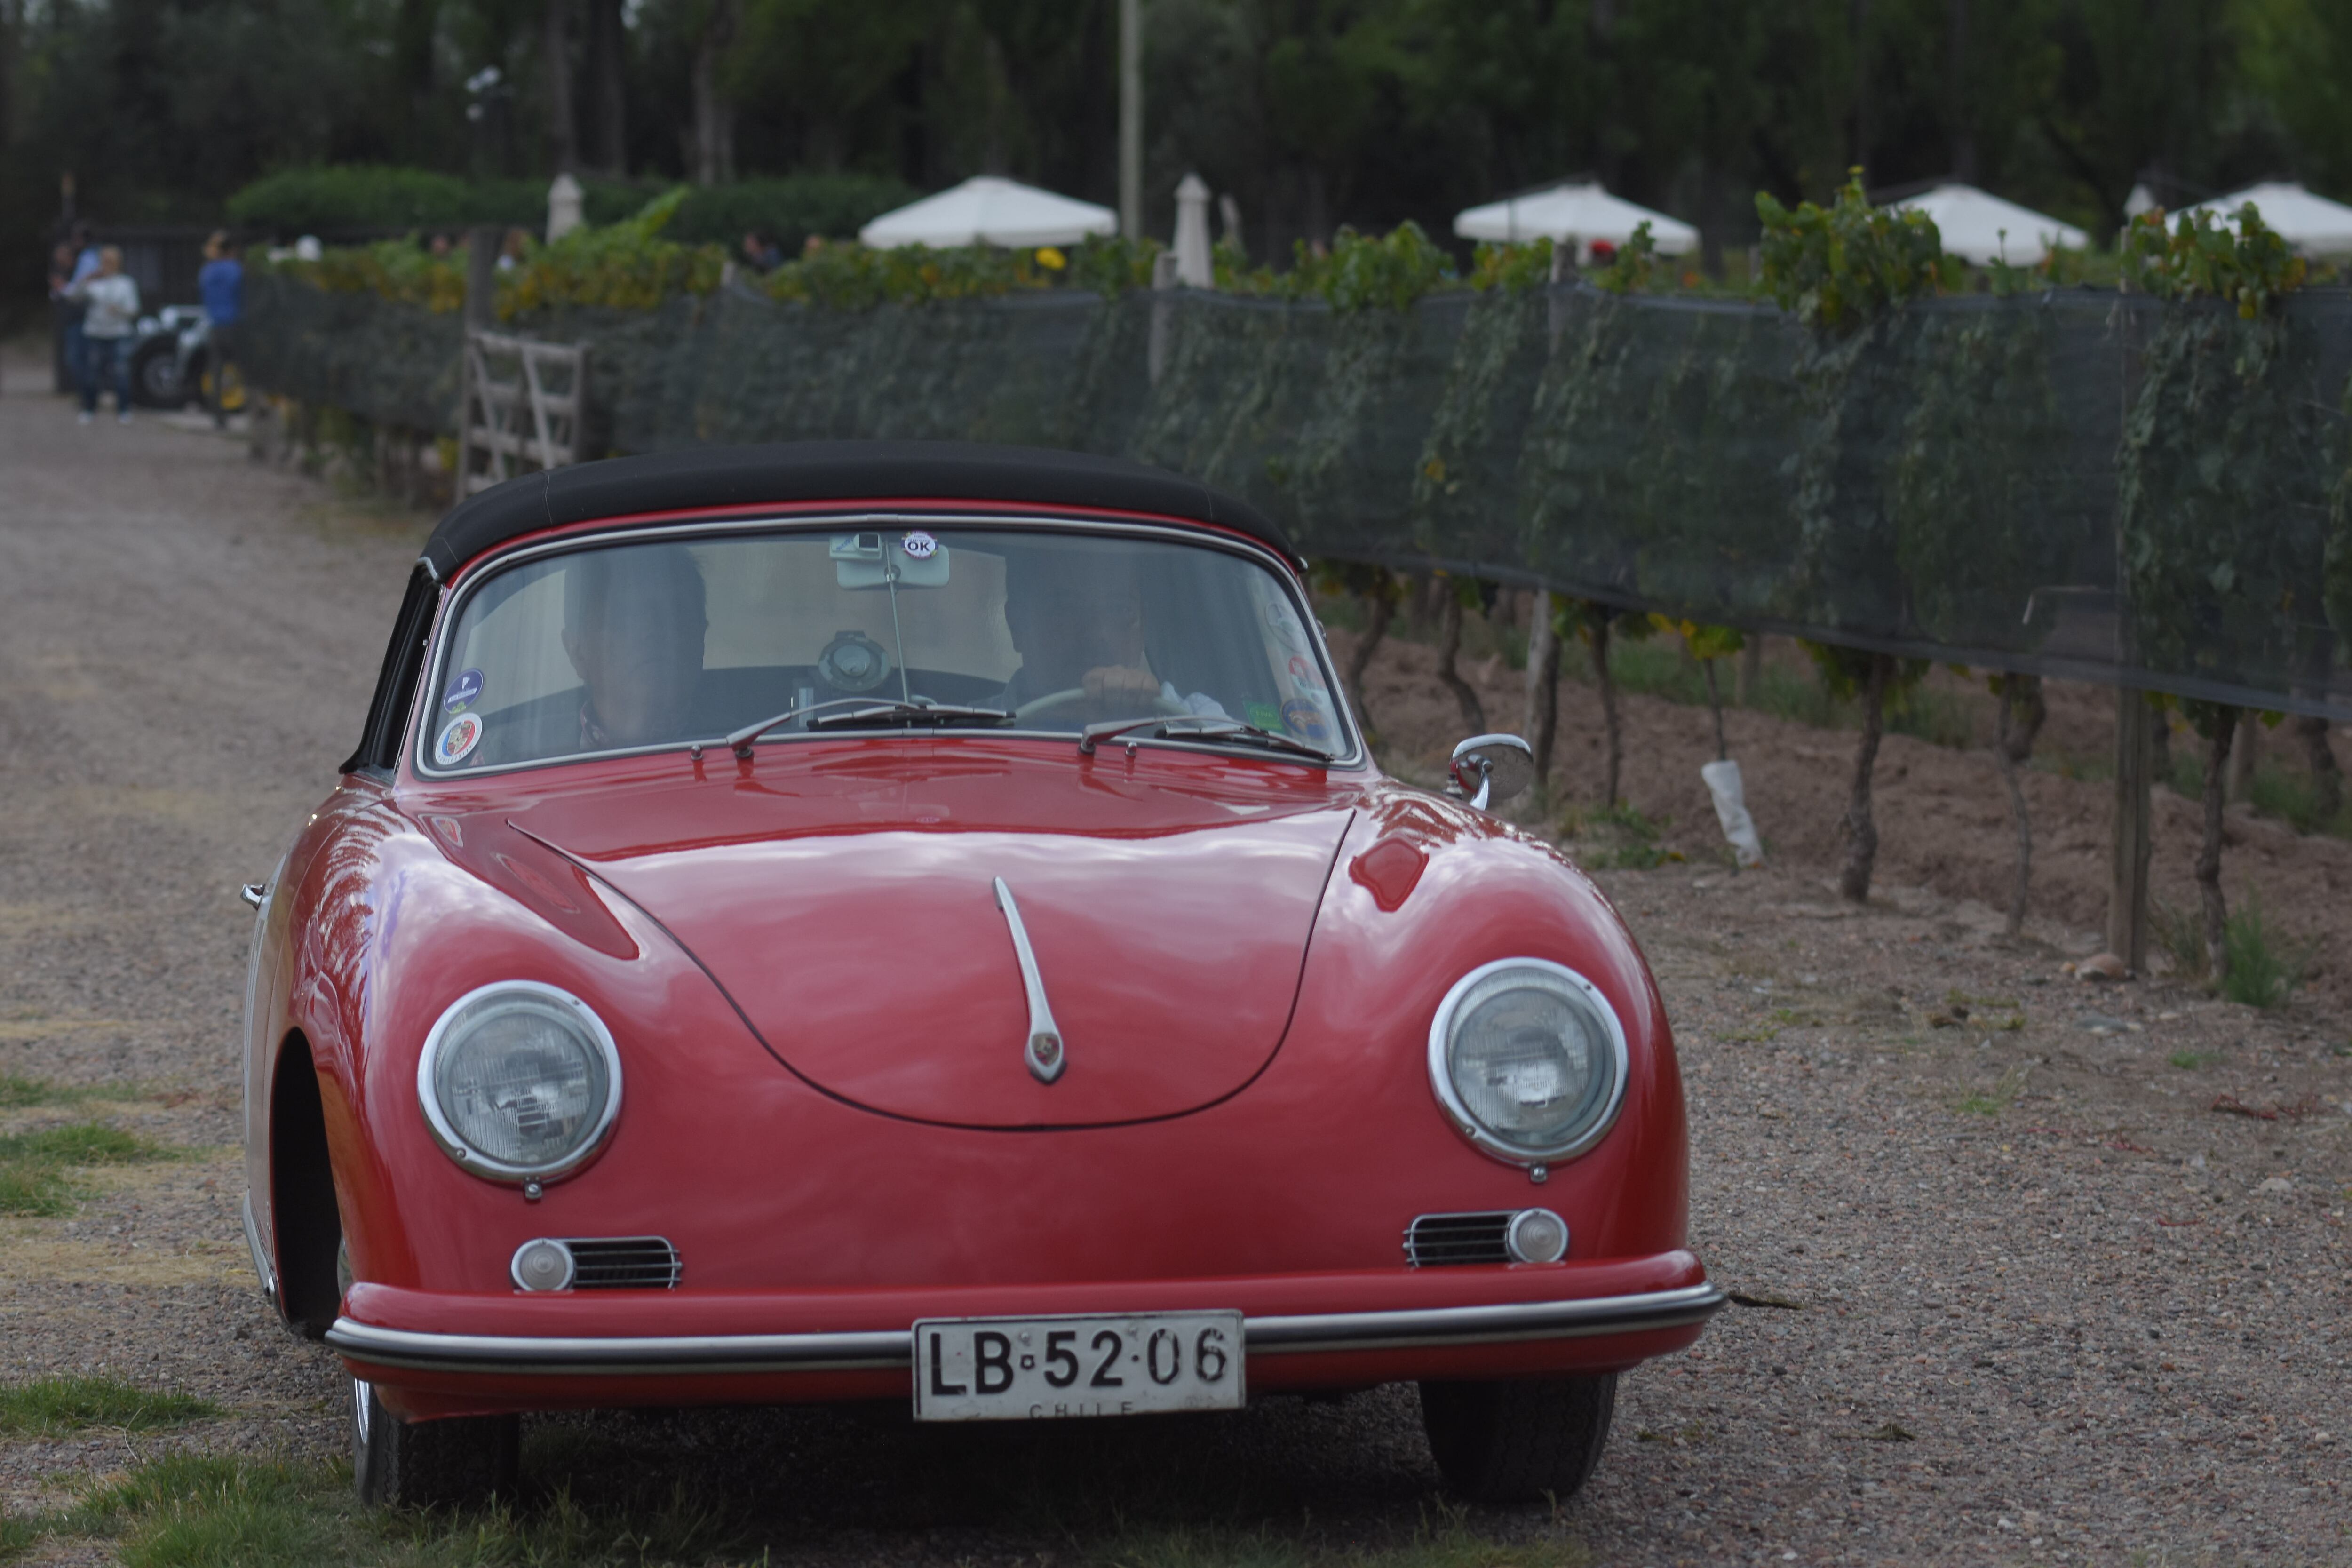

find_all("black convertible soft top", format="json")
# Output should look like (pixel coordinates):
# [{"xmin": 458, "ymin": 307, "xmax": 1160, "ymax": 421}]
[{"xmin": 421, "ymin": 441, "xmax": 1296, "ymax": 579}]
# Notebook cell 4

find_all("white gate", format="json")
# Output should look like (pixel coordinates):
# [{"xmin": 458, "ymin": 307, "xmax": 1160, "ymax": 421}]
[{"xmin": 460, "ymin": 330, "xmax": 589, "ymax": 494}]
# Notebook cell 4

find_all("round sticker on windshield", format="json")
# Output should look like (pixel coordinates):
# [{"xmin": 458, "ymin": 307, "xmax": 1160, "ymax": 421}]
[
  {"xmin": 433, "ymin": 712, "xmax": 485, "ymax": 766},
  {"xmin": 442, "ymin": 667, "xmax": 484, "ymax": 713},
  {"xmin": 1286, "ymin": 654, "xmax": 1327, "ymax": 692},
  {"xmin": 1264, "ymin": 598, "xmax": 1307, "ymax": 650},
  {"xmin": 1280, "ymin": 699, "xmax": 1331, "ymax": 743},
  {"xmin": 901, "ymin": 530, "xmax": 939, "ymax": 560}
]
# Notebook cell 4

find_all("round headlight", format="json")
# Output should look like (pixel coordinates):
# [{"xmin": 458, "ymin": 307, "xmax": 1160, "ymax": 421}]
[
  {"xmin": 1428, "ymin": 959, "xmax": 1628, "ymax": 1164},
  {"xmin": 417, "ymin": 981, "xmax": 621, "ymax": 1182}
]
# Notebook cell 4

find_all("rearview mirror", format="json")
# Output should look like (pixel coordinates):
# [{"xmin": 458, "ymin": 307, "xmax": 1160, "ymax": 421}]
[
  {"xmin": 832, "ymin": 529, "xmax": 951, "ymax": 589},
  {"xmin": 1449, "ymin": 733, "xmax": 1535, "ymax": 811}
]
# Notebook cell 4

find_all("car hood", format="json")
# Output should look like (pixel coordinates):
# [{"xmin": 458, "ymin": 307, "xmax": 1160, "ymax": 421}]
[{"xmin": 503, "ymin": 748, "xmax": 1354, "ymax": 1128}]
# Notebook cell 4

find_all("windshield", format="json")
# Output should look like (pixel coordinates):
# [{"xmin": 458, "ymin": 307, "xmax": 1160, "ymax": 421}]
[{"xmin": 418, "ymin": 525, "xmax": 1351, "ymax": 773}]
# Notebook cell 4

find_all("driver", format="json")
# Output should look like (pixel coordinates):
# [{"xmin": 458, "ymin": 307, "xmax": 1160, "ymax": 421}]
[
  {"xmin": 999, "ymin": 547, "xmax": 1225, "ymax": 719},
  {"xmin": 562, "ymin": 546, "xmax": 708, "ymax": 749}
]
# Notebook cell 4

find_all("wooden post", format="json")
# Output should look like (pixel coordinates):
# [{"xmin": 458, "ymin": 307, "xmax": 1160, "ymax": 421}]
[{"xmin": 2106, "ymin": 686, "xmax": 2151, "ymax": 969}]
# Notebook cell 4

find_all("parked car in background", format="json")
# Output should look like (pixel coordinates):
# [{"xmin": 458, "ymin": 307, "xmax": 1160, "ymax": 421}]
[
  {"xmin": 128, "ymin": 307, "xmax": 239, "ymax": 412},
  {"xmin": 236, "ymin": 442, "xmax": 1722, "ymax": 1510}
]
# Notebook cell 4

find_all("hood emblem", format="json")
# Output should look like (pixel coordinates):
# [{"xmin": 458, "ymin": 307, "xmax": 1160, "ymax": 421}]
[{"xmin": 991, "ymin": 877, "xmax": 1066, "ymax": 1084}]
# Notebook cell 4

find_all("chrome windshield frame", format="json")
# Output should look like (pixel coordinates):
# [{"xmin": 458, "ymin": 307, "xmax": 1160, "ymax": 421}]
[{"xmin": 410, "ymin": 511, "xmax": 1364, "ymax": 781}]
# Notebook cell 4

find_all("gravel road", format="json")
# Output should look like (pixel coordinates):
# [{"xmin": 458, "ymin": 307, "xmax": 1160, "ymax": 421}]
[{"xmin": 1, "ymin": 351, "xmax": 2346, "ymax": 1565}]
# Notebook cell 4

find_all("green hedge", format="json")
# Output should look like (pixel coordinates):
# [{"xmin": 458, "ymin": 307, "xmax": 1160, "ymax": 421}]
[{"xmin": 225, "ymin": 166, "xmax": 914, "ymax": 250}]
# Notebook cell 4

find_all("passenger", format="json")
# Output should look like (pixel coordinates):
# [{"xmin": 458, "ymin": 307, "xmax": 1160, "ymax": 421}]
[{"xmin": 562, "ymin": 548, "xmax": 708, "ymax": 749}]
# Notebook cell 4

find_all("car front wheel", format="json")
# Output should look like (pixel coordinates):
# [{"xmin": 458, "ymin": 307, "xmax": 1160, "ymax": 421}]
[
  {"xmin": 350, "ymin": 1376, "xmax": 519, "ymax": 1508},
  {"xmin": 1418, "ymin": 1373, "xmax": 1618, "ymax": 1504}
]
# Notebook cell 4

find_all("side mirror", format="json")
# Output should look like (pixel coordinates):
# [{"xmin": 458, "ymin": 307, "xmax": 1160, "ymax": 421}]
[{"xmin": 1449, "ymin": 733, "xmax": 1535, "ymax": 811}]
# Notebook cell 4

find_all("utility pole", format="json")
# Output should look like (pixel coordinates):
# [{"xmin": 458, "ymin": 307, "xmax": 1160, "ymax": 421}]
[{"xmin": 1119, "ymin": 0, "xmax": 1142, "ymax": 240}]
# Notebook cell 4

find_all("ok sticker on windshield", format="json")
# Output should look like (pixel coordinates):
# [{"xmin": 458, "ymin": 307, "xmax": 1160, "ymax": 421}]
[
  {"xmin": 901, "ymin": 530, "xmax": 939, "ymax": 560},
  {"xmin": 434, "ymin": 712, "xmax": 485, "ymax": 766}
]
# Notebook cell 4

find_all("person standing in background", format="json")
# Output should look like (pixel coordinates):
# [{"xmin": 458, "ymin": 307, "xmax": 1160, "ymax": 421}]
[
  {"xmin": 67, "ymin": 246, "xmax": 140, "ymax": 425},
  {"xmin": 198, "ymin": 231, "xmax": 243, "ymax": 428},
  {"xmin": 48, "ymin": 223, "xmax": 100, "ymax": 395}
]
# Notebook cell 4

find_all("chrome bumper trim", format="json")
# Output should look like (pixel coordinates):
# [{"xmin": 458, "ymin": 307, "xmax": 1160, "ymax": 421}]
[{"xmin": 324, "ymin": 1284, "xmax": 1724, "ymax": 1376}]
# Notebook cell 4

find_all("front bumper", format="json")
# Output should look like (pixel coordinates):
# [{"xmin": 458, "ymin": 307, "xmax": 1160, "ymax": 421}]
[{"xmin": 328, "ymin": 1253, "xmax": 1722, "ymax": 1417}]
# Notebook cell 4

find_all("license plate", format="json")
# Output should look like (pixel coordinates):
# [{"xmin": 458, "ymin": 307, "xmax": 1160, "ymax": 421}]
[{"xmin": 911, "ymin": 1310, "xmax": 1245, "ymax": 1422}]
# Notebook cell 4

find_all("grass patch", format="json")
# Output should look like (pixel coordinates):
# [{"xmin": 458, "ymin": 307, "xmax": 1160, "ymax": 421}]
[
  {"xmin": 2163, "ymin": 750, "xmax": 2352, "ymax": 842},
  {"xmin": 1955, "ymin": 1065, "xmax": 2026, "ymax": 1116},
  {"xmin": 2168, "ymin": 1051, "xmax": 2218, "ymax": 1070},
  {"xmin": 1561, "ymin": 803, "xmax": 1684, "ymax": 869},
  {"xmin": 1107, "ymin": 1514, "xmax": 1588, "ymax": 1568},
  {"xmin": 2218, "ymin": 893, "xmax": 2316, "ymax": 1010},
  {"xmin": 0, "ymin": 1376, "xmax": 219, "ymax": 1436},
  {"xmin": 31, "ymin": 1440, "xmax": 1591, "ymax": 1568},
  {"xmin": 0, "ymin": 1074, "xmax": 110, "ymax": 1108},
  {"xmin": 1885, "ymin": 684, "xmax": 1976, "ymax": 749},
  {"xmin": 2153, "ymin": 899, "xmax": 2208, "ymax": 984},
  {"xmin": 0, "ymin": 1122, "xmax": 181, "ymax": 1217}
]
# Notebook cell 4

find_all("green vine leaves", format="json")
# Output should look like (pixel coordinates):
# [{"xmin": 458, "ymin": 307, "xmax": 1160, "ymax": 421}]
[
  {"xmin": 1756, "ymin": 173, "xmax": 1959, "ymax": 334},
  {"xmin": 2120, "ymin": 204, "xmax": 2308, "ymax": 318}
]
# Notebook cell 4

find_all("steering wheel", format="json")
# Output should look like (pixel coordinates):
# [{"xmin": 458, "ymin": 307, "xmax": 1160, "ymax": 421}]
[{"xmin": 1014, "ymin": 687, "xmax": 1194, "ymax": 723}]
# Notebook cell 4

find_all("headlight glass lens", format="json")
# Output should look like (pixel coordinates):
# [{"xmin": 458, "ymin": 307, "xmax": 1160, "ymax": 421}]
[
  {"xmin": 427, "ymin": 988, "xmax": 616, "ymax": 1175},
  {"xmin": 1441, "ymin": 966, "xmax": 1621, "ymax": 1156}
]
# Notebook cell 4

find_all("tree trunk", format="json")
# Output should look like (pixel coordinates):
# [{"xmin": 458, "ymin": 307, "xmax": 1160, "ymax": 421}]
[
  {"xmin": 2148, "ymin": 699, "xmax": 2173, "ymax": 784},
  {"xmin": 1947, "ymin": 0, "xmax": 1977, "ymax": 184},
  {"xmin": 688, "ymin": 0, "xmax": 736, "ymax": 185},
  {"xmin": 2226, "ymin": 713, "xmax": 2258, "ymax": 803},
  {"xmin": 1702, "ymin": 659, "xmax": 1726, "ymax": 761},
  {"xmin": 1523, "ymin": 592, "xmax": 1560, "ymax": 791},
  {"xmin": 1435, "ymin": 594, "xmax": 1486, "ymax": 734},
  {"xmin": 1994, "ymin": 673, "xmax": 2047, "ymax": 938},
  {"xmin": 585, "ymin": 0, "xmax": 628, "ymax": 175},
  {"xmin": 542, "ymin": 0, "xmax": 578, "ymax": 174},
  {"xmin": 1838, "ymin": 653, "xmax": 1891, "ymax": 903},
  {"xmin": 2298, "ymin": 714, "xmax": 2342, "ymax": 822},
  {"xmin": 1593, "ymin": 614, "xmax": 1621, "ymax": 807},
  {"xmin": 1344, "ymin": 589, "xmax": 1392, "ymax": 747},
  {"xmin": 2197, "ymin": 708, "xmax": 2236, "ymax": 980}
]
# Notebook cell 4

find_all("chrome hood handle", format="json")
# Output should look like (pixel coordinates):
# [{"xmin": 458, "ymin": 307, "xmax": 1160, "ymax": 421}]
[{"xmin": 991, "ymin": 877, "xmax": 1066, "ymax": 1084}]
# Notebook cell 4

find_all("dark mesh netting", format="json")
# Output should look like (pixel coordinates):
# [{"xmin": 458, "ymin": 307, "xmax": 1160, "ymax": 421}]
[{"xmin": 242, "ymin": 271, "xmax": 2352, "ymax": 719}]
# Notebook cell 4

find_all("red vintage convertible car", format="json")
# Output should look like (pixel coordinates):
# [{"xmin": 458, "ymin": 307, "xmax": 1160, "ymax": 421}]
[{"xmin": 238, "ymin": 442, "xmax": 1721, "ymax": 1508}]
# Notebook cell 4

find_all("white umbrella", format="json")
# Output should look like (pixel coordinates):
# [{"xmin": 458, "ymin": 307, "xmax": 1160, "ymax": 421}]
[
  {"xmin": 858, "ymin": 175, "xmax": 1117, "ymax": 250},
  {"xmin": 1452, "ymin": 182, "xmax": 1698, "ymax": 261},
  {"xmin": 1890, "ymin": 183, "xmax": 2089, "ymax": 266},
  {"xmin": 2185, "ymin": 181, "xmax": 2352, "ymax": 256}
]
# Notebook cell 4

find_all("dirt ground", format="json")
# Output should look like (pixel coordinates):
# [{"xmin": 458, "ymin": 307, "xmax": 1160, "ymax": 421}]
[
  {"xmin": 1, "ymin": 345, "xmax": 2347, "ymax": 1565},
  {"xmin": 1351, "ymin": 627, "xmax": 2352, "ymax": 1016}
]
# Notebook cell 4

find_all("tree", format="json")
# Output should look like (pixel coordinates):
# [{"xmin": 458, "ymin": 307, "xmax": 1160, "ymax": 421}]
[
  {"xmin": 1566, "ymin": 600, "xmax": 1653, "ymax": 809},
  {"xmin": 1804, "ymin": 642, "xmax": 1926, "ymax": 903},
  {"xmin": 1990, "ymin": 671, "xmax": 2047, "ymax": 937},
  {"xmin": 1431, "ymin": 574, "xmax": 1487, "ymax": 734}
]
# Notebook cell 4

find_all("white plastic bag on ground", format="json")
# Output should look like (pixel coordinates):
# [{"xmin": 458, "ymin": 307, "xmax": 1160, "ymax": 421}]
[{"xmin": 1701, "ymin": 759, "xmax": 1764, "ymax": 868}]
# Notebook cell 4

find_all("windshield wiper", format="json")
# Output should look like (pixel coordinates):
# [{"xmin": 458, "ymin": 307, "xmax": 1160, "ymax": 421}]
[
  {"xmin": 722, "ymin": 698, "xmax": 1010, "ymax": 759},
  {"xmin": 1078, "ymin": 714, "xmax": 1333, "ymax": 764},
  {"xmin": 806, "ymin": 701, "xmax": 1014, "ymax": 732}
]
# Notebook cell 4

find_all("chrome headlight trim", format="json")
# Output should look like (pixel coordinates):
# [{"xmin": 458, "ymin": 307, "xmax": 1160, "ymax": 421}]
[
  {"xmin": 1426, "ymin": 957, "xmax": 1631, "ymax": 1165},
  {"xmin": 415, "ymin": 980, "xmax": 623, "ymax": 1183}
]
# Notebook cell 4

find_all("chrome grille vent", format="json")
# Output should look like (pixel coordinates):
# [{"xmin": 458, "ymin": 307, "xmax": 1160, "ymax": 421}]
[
  {"xmin": 566, "ymin": 1237, "xmax": 682, "ymax": 1289},
  {"xmin": 1403, "ymin": 1212, "xmax": 1515, "ymax": 1267}
]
